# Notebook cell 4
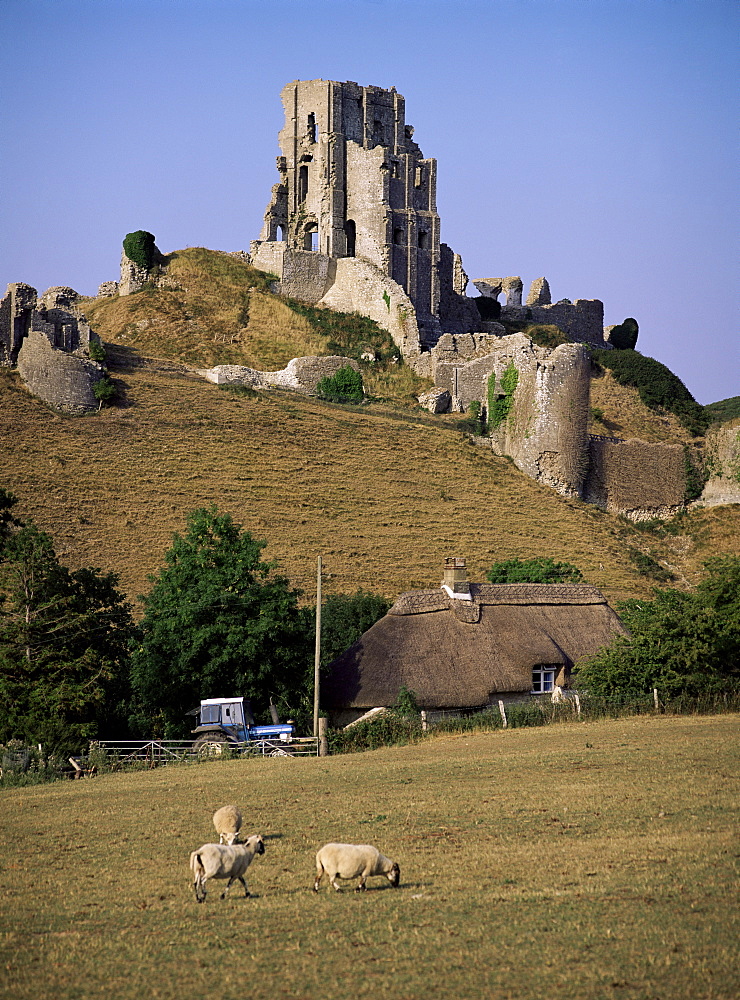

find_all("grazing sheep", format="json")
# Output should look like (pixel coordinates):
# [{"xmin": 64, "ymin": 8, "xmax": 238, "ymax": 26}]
[
  {"xmin": 213, "ymin": 804, "xmax": 242, "ymax": 845},
  {"xmin": 313, "ymin": 843, "xmax": 400, "ymax": 893},
  {"xmin": 190, "ymin": 834, "xmax": 264, "ymax": 903}
]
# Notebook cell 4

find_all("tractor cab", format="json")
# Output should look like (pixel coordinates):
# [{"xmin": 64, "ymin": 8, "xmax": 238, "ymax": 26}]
[{"xmin": 188, "ymin": 697, "xmax": 295, "ymax": 752}]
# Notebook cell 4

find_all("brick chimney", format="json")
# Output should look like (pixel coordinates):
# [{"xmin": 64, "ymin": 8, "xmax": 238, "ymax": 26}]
[{"xmin": 442, "ymin": 557, "xmax": 470, "ymax": 595}]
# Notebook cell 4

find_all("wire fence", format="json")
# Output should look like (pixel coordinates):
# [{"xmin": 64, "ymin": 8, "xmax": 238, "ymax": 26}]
[{"xmin": 328, "ymin": 690, "xmax": 740, "ymax": 753}]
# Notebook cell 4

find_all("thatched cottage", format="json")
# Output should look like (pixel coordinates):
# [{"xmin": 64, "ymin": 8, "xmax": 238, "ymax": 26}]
[{"xmin": 323, "ymin": 558, "xmax": 627, "ymax": 726}]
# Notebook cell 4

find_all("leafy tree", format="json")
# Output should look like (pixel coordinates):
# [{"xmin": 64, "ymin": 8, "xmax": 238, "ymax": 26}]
[
  {"xmin": 487, "ymin": 557, "xmax": 585, "ymax": 584},
  {"xmin": 576, "ymin": 557, "xmax": 740, "ymax": 698},
  {"xmin": 129, "ymin": 507, "xmax": 309, "ymax": 736},
  {"xmin": 0, "ymin": 518, "xmax": 133, "ymax": 752},
  {"xmin": 319, "ymin": 589, "xmax": 391, "ymax": 668},
  {"xmin": 93, "ymin": 376, "xmax": 117, "ymax": 409}
]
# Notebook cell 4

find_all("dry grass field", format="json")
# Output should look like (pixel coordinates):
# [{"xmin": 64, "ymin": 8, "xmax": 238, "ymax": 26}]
[
  {"xmin": 1, "ymin": 714, "xmax": 737, "ymax": 1000},
  {"xmin": 4, "ymin": 350, "xmax": 738, "ymax": 612},
  {"xmin": 3, "ymin": 245, "xmax": 737, "ymax": 610}
]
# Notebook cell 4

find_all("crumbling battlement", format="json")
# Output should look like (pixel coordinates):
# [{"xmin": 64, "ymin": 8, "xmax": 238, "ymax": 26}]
[
  {"xmin": 0, "ymin": 282, "xmax": 105, "ymax": 413},
  {"xmin": 473, "ymin": 276, "xmax": 606, "ymax": 346}
]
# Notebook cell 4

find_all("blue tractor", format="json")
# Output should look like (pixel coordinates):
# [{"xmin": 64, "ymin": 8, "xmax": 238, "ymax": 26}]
[{"xmin": 188, "ymin": 697, "xmax": 295, "ymax": 755}]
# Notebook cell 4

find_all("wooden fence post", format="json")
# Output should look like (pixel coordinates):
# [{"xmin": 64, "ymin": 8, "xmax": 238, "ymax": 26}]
[
  {"xmin": 318, "ymin": 717, "xmax": 329, "ymax": 757},
  {"xmin": 653, "ymin": 688, "xmax": 660, "ymax": 712},
  {"xmin": 421, "ymin": 710, "xmax": 427, "ymax": 732},
  {"xmin": 574, "ymin": 693, "xmax": 581, "ymax": 717},
  {"xmin": 498, "ymin": 700, "xmax": 508, "ymax": 728}
]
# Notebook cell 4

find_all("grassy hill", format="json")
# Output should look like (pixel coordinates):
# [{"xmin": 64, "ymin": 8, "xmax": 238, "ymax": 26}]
[
  {"xmin": 3, "ymin": 246, "xmax": 737, "ymax": 611},
  {"xmin": 1, "ymin": 714, "xmax": 737, "ymax": 1000}
]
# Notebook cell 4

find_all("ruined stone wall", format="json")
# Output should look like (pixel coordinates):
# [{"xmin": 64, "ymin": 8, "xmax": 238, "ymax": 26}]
[
  {"xmin": 277, "ymin": 249, "xmax": 336, "ymax": 302},
  {"xmin": 0, "ymin": 283, "xmax": 36, "ymax": 365},
  {"xmin": 697, "ymin": 418, "xmax": 740, "ymax": 506},
  {"xmin": 16, "ymin": 330, "xmax": 104, "ymax": 414},
  {"xmin": 203, "ymin": 355, "xmax": 360, "ymax": 394},
  {"xmin": 437, "ymin": 243, "xmax": 483, "ymax": 338},
  {"xmin": 250, "ymin": 240, "xmax": 287, "ymax": 280},
  {"xmin": 430, "ymin": 333, "xmax": 591, "ymax": 496},
  {"xmin": 119, "ymin": 250, "xmax": 151, "ymax": 296},
  {"xmin": 584, "ymin": 438, "xmax": 686, "ymax": 518},
  {"xmin": 318, "ymin": 257, "xmax": 420, "ymax": 355}
]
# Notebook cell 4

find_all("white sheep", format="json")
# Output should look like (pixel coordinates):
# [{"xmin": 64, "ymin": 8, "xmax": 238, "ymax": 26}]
[
  {"xmin": 189, "ymin": 834, "xmax": 264, "ymax": 903},
  {"xmin": 313, "ymin": 843, "xmax": 400, "ymax": 893},
  {"xmin": 212, "ymin": 804, "xmax": 242, "ymax": 845}
]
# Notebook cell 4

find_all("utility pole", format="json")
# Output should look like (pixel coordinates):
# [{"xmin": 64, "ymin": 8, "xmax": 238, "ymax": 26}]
[{"xmin": 313, "ymin": 555, "xmax": 322, "ymax": 737}]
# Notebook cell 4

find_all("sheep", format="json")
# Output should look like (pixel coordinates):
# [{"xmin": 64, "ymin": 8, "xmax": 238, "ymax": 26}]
[
  {"xmin": 313, "ymin": 843, "xmax": 400, "ymax": 893},
  {"xmin": 212, "ymin": 804, "xmax": 242, "ymax": 845},
  {"xmin": 189, "ymin": 834, "xmax": 264, "ymax": 903}
]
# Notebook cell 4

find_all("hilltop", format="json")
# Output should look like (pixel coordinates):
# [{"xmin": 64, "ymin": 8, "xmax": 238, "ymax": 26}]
[{"xmin": 2, "ymin": 248, "xmax": 738, "ymax": 611}]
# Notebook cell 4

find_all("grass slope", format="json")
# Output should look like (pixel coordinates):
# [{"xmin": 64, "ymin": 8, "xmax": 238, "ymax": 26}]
[
  {"xmin": 1, "ymin": 714, "xmax": 737, "ymax": 1000},
  {"xmin": 2, "ymin": 345, "xmax": 738, "ymax": 611}
]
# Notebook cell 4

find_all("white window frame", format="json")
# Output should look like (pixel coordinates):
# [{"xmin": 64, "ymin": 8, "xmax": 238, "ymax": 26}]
[{"xmin": 531, "ymin": 667, "xmax": 555, "ymax": 694}]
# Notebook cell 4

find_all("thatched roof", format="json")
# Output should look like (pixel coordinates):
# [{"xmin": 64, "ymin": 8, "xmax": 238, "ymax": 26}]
[{"xmin": 322, "ymin": 583, "xmax": 627, "ymax": 710}]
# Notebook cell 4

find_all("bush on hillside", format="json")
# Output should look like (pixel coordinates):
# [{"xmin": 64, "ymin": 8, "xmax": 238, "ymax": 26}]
[
  {"xmin": 487, "ymin": 557, "xmax": 585, "ymax": 584},
  {"xmin": 283, "ymin": 298, "xmax": 401, "ymax": 366},
  {"xmin": 705, "ymin": 396, "xmax": 740, "ymax": 423},
  {"xmin": 524, "ymin": 324, "xmax": 570, "ymax": 349},
  {"xmin": 607, "ymin": 317, "xmax": 639, "ymax": 350},
  {"xmin": 315, "ymin": 365, "xmax": 364, "ymax": 404},
  {"xmin": 590, "ymin": 348, "xmax": 708, "ymax": 436}
]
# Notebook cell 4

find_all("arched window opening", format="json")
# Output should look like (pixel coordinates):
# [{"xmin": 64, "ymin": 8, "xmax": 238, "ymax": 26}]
[
  {"xmin": 373, "ymin": 119, "xmax": 383, "ymax": 144},
  {"xmin": 391, "ymin": 160, "xmax": 400, "ymax": 179},
  {"xmin": 393, "ymin": 228, "xmax": 404, "ymax": 246},
  {"xmin": 304, "ymin": 226, "xmax": 319, "ymax": 251},
  {"xmin": 307, "ymin": 113, "xmax": 316, "ymax": 143},
  {"xmin": 298, "ymin": 165, "xmax": 308, "ymax": 203},
  {"xmin": 276, "ymin": 225, "xmax": 284, "ymax": 241},
  {"xmin": 418, "ymin": 230, "xmax": 429, "ymax": 250},
  {"xmin": 344, "ymin": 219, "xmax": 356, "ymax": 257}
]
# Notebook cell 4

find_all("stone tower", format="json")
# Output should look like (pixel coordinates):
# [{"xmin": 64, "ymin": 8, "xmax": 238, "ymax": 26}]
[{"xmin": 256, "ymin": 79, "xmax": 442, "ymax": 339}]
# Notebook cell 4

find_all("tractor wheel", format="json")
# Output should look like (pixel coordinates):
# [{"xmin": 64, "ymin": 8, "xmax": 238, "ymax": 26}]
[{"xmin": 193, "ymin": 734, "xmax": 233, "ymax": 757}]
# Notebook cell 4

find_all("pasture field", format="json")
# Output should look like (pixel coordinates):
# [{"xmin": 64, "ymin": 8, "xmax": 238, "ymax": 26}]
[{"xmin": 1, "ymin": 715, "xmax": 738, "ymax": 1000}]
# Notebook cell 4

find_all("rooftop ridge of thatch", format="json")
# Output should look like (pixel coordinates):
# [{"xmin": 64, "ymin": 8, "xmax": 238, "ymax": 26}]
[{"xmin": 388, "ymin": 583, "xmax": 608, "ymax": 616}]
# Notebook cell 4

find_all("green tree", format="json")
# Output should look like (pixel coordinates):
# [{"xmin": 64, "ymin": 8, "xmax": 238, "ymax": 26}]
[
  {"xmin": 576, "ymin": 557, "xmax": 740, "ymax": 698},
  {"xmin": 129, "ymin": 507, "xmax": 309, "ymax": 736},
  {"xmin": 486, "ymin": 557, "xmax": 585, "ymax": 584},
  {"xmin": 0, "ymin": 519, "xmax": 133, "ymax": 752},
  {"xmin": 319, "ymin": 589, "xmax": 391, "ymax": 668}
]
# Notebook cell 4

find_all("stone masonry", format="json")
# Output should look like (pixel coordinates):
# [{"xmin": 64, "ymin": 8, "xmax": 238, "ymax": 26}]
[
  {"xmin": 202, "ymin": 355, "xmax": 361, "ymax": 394},
  {"xmin": 0, "ymin": 282, "xmax": 105, "ymax": 413}
]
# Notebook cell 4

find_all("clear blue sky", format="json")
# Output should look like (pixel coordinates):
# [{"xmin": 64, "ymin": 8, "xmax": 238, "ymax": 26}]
[{"xmin": 1, "ymin": 0, "xmax": 737, "ymax": 404}]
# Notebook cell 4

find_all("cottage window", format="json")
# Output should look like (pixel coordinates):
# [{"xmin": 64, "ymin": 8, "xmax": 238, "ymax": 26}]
[{"xmin": 531, "ymin": 667, "xmax": 555, "ymax": 694}]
